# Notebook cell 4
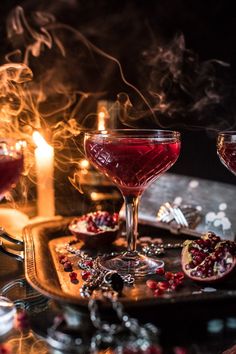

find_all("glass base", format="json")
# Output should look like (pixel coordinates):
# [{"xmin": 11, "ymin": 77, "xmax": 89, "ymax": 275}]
[{"xmin": 98, "ymin": 251, "xmax": 164, "ymax": 277}]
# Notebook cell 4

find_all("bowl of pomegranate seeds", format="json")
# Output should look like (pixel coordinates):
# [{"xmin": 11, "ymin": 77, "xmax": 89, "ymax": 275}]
[{"xmin": 68, "ymin": 211, "xmax": 120, "ymax": 248}]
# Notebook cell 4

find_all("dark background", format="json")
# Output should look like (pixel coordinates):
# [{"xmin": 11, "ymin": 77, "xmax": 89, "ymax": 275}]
[{"xmin": 1, "ymin": 0, "xmax": 236, "ymax": 184}]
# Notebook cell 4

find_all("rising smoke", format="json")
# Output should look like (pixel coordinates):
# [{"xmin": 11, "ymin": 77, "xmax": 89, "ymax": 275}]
[{"xmin": 0, "ymin": 1, "xmax": 235, "ymax": 200}]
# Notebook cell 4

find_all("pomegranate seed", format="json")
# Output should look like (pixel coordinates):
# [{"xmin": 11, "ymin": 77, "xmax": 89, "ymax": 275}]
[
  {"xmin": 156, "ymin": 267, "xmax": 165, "ymax": 275},
  {"xmin": 165, "ymin": 272, "xmax": 174, "ymax": 280},
  {"xmin": 157, "ymin": 281, "xmax": 169, "ymax": 290},
  {"xmin": 146, "ymin": 279, "xmax": 158, "ymax": 290},
  {"xmin": 154, "ymin": 288, "xmax": 164, "ymax": 296},
  {"xmin": 69, "ymin": 272, "xmax": 78, "ymax": 282},
  {"xmin": 113, "ymin": 213, "xmax": 119, "ymax": 223},
  {"xmin": 58, "ymin": 254, "xmax": 66, "ymax": 263},
  {"xmin": 174, "ymin": 272, "xmax": 185, "ymax": 281},
  {"xmin": 63, "ymin": 261, "xmax": 73, "ymax": 271},
  {"xmin": 82, "ymin": 271, "xmax": 91, "ymax": 281},
  {"xmin": 84, "ymin": 260, "xmax": 93, "ymax": 268},
  {"xmin": 0, "ymin": 344, "xmax": 11, "ymax": 354},
  {"xmin": 60, "ymin": 256, "xmax": 69, "ymax": 264},
  {"xmin": 173, "ymin": 347, "xmax": 188, "ymax": 354},
  {"xmin": 143, "ymin": 345, "xmax": 162, "ymax": 353},
  {"xmin": 14, "ymin": 310, "xmax": 29, "ymax": 330}
]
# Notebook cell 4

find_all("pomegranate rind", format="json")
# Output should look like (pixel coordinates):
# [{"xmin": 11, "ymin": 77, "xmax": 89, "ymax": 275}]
[{"xmin": 181, "ymin": 236, "xmax": 236, "ymax": 283}]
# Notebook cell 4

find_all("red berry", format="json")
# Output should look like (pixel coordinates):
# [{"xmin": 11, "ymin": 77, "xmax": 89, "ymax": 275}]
[{"xmin": 146, "ymin": 279, "xmax": 158, "ymax": 290}]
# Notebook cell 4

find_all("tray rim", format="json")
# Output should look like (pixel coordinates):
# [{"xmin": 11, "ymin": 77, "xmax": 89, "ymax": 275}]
[{"xmin": 23, "ymin": 218, "xmax": 236, "ymax": 308}]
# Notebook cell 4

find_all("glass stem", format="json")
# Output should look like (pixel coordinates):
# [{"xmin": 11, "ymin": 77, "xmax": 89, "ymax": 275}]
[{"xmin": 123, "ymin": 195, "xmax": 140, "ymax": 255}]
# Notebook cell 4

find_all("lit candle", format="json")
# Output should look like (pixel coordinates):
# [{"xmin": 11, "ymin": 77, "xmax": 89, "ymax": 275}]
[
  {"xmin": 33, "ymin": 131, "xmax": 55, "ymax": 217},
  {"xmin": 97, "ymin": 110, "xmax": 106, "ymax": 130},
  {"xmin": 97, "ymin": 100, "xmax": 117, "ymax": 130}
]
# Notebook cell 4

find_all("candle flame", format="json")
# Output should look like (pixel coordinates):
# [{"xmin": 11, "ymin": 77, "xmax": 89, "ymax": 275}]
[
  {"xmin": 79, "ymin": 158, "xmax": 90, "ymax": 169},
  {"xmin": 97, "ymin": 110, "xmax": 106, "ymax": 130},
  {"xmin": 33, "ymin": 131, "xmax": 51, "ymax": 152}
]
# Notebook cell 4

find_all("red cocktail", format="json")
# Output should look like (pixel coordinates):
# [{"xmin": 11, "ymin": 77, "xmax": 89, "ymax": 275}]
[
  {"xmin": 0, "ymin": 140, "xmax": 24, "ymax": 199},
  {"xmin": 217, "ymin": 132, "xmax": 236, "ymax": 175},
  {"xmin": 84, "ymin": 129, "xmax": 181, "ymax": 276}
]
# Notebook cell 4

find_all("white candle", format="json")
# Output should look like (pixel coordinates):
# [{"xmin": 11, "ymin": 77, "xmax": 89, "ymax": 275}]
[{"xmin": 33, "ymin": 131, "xmax": 55, "ymax": 217}]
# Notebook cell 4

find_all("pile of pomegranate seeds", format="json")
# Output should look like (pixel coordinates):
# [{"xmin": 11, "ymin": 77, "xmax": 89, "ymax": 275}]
[
  {"xmin": 146, "ymin": 267, "xmax": 185, "ymax": 296},
  {"xmin": 76, "ymin": 211, "xmax": 119, "ymax": 233}
]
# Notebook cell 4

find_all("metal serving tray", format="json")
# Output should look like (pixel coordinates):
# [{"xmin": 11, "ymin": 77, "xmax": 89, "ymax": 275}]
[{"xmin": 21, "ymin": 217, "xmax": 236, "ymax": 314}]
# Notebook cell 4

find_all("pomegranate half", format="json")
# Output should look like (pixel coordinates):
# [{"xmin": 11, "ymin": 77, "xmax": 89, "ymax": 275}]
[
  {"xmin": 69, "ymin": 211, "xmax": 119, "ymax": 248},
  {"xmin": 181, "ymin": 232, "xmax": 236, "ymax": 283}
]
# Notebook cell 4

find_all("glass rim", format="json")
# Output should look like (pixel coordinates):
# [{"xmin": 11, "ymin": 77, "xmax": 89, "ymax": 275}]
[
  {"xmin": 218, "ymin": 131, "xmax": 236, "ymax": 136},
  {"xmin": 84, "ymin": 129, "xmax": 180, "ymax": 138}
]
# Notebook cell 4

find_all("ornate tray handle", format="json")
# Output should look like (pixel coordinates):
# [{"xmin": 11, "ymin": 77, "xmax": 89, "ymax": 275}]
[{"xmin": 0, "ymin": 227, "xmax": 24, "ymax": 261}]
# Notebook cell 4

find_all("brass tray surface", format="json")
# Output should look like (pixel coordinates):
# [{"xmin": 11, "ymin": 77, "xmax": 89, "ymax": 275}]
[{"xmin": 23, "ymin": 217, "xmax": 236, "ymax": 309}]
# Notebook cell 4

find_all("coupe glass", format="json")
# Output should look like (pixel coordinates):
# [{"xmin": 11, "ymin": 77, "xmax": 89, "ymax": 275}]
[
  {"xmin": 84, "ymin": 129, "xmax": 181, "ymax": 276},
  {"xmin": 217, "ymin": 131, "xmax": 236, "ymax": 175},
  {"xmin": 0, "ymin": 138, "xmax": 24, "ymax": 201}
]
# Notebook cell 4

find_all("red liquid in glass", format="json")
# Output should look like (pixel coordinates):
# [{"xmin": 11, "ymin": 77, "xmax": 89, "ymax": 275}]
[
  {"xmin": 0, "ymin": 154, "xmax": 24, "ymax": 196},
  {"xmin": 218, "ymin": 142, "xmax": 236, "ymax": 175},
  {"xmin": 85, "ymin": 137, "xmax": 180, "ymax": 196}
]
